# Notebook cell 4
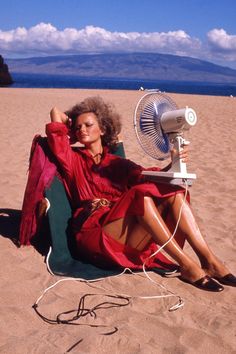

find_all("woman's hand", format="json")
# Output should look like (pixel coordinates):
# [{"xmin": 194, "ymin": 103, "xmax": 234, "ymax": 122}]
[
  {"xmin": 50, "ymin": 106, "xmax": 69, "ymax": 124},
  {"xmin": 171, "ymin": 142, "xmax": 189, "ymax": 163}
]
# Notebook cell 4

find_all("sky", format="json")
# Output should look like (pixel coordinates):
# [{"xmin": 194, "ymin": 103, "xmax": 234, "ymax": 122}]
[{"xmin": 0, "ymin": 0, "xmax": 236, "ymax": 69}]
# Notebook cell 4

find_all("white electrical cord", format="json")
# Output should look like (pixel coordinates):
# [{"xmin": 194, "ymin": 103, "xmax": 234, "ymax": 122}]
[
  {"xmin": 142, "ymin": 180, "xmax": 189, "ymax": 310},
  {"xmin": 33, "ymin": 267, "xmax": 182, "ymax": 312},
  {"xmin": 37, "ymin": 181, "xmax": 188, "ymax": 313}
]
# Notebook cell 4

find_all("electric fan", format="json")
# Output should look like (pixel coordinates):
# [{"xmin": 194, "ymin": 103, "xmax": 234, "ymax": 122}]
[{"xmin": 134, "ymin": 91, "xmax": 197, "ymax": 185}]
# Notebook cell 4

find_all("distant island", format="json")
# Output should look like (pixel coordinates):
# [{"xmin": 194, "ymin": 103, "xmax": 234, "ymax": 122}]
[{"xmin": 6, "ymin": 52, "xmax": 236, "ymax": 84}]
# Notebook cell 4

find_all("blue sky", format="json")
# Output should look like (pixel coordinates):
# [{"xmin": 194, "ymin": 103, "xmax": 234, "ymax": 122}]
[{"xmin": 1, "ymin": 0, "xmax": 236, "ymax": 69}]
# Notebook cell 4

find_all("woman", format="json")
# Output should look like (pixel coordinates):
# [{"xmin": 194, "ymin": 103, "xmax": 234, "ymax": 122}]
[{"xmin": 46, "ymin": 96, "xmax": 235, "ymax": 291}]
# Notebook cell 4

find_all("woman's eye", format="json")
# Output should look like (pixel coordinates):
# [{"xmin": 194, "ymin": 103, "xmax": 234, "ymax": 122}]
[{"xmin": 75, "ymin": 122, "xmax": 94, "ymax": 131}]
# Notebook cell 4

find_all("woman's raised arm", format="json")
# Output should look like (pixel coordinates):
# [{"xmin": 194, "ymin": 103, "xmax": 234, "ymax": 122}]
[{"xmin": 50, "ymin": 106, "xmax": 69, "ymax": 124}]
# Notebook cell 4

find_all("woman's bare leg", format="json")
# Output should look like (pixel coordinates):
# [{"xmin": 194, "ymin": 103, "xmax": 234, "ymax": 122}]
[
  {"xmin": 154, "ymin": 197, "xmax": 186, "ymax": 248},
  {"xmin": 165, "ymin": 193, "xmax": 230, "ymax": 278},
  {"xmin": 136, "ymin": 196, "xmax": 206, "ymax": 282},
  {"xmin": 103, "ymin": 215, "xmax": 152, "ymax": 250},
  {"xmin": 103, "ymin": 199, "xmax": 186, "ymax": 251},
  {"xmin": 103, "ymin": 197, "xmax": 207, "ymax": 283}
]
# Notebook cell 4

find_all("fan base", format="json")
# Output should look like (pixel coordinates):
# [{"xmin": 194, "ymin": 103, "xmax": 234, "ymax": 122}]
[{"xmin": 142, "ymin": 171, "xmax": 196, "ymax": 186}]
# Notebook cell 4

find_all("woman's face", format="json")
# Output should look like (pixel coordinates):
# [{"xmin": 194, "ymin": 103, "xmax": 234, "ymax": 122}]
[{"xmin": 74, "ymin": 112, "xmax": 104, "ymax": 146}]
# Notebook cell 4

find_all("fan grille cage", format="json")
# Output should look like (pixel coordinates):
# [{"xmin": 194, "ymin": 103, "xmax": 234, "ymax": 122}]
[{"xmin": 134, "ymin": 92, "xmax": 178, "ymax": 161}]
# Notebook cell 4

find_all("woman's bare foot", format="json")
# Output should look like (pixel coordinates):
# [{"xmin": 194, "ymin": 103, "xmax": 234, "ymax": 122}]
[
  {"xmin": 202, "ymin": 256, "xmax": 230, "ymax": 278},
  {"xmin": 180, "ymin": 260, "xmax": 206, "ymax": 283},
  {"xmin": 179, "ymin": 262, "xmax": 224, "ymax": 292},
  {"xmin": 202, "ymin": 258, "xmax": 236, "ymax": 287}
]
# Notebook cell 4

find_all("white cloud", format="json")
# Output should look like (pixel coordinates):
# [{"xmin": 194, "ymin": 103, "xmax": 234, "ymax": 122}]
[
  {"xmin": 0, "ymin": 23, "xmax": 201, "ymax": 57},
  {"xmin": 207, "ymin": 28, "xmax": 236, "ymax": 62},
  {"xmin": 207, "ymin": 28, "xmax": 236, "ymax": 68},
  {"xmin": 207, "ymin": 28, "xmax": 236, "ymax": 50},
  {"xmin": 0, "ymin": 23, "xmax": 236, "ymax": 68}
]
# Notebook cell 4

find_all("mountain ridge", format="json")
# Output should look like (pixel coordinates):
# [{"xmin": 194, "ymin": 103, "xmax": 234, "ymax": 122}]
[{"xmin": 6, "ymin": 52, "xmax": 236, "ymax": 84}]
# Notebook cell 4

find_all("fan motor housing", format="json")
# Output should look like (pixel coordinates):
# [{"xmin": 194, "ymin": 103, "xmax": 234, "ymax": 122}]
[{"xmin": 161, "ymin": 107, "xmax": 197, "ymax": 133}]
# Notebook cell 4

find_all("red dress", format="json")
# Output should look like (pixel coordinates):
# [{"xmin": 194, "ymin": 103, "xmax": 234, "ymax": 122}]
[{"xmin": 46, "ymin": 122, "xmax": 185, "ymax": 271}]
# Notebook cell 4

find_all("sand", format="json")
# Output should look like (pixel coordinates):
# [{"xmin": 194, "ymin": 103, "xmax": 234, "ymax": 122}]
[{"xmin": 0, "ymin": 88, "xmax": 235, "ymax": 354}]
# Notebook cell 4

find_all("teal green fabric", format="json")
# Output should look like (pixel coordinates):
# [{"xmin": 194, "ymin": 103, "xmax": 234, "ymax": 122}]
[{"xmin": 45, "ymin": 175, "xmax": 118, "ymax": 279}]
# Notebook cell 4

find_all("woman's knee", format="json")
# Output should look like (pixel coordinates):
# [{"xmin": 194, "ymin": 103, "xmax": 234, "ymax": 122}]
[
  {"xmin": 143, "ymin": 196, "xmax": 156, "ymax": 210},
  {"xmin": 143, "ymin": 196, "xmax": 167, "ymax": 217}
]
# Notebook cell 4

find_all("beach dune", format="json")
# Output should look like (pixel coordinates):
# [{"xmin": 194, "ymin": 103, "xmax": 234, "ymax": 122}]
[{"xmin": 0, "ymin": 88, "xmax": 235, "ymax": 353}]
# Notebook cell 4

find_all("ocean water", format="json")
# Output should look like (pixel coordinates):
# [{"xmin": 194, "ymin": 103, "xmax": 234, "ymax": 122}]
[{"xmin": 10, "ymin": 72, "xmax": 236, "ymax": 97}]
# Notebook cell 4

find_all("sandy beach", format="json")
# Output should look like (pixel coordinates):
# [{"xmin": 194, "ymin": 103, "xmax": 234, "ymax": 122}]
[{"xmin": 0, "ymin": 88, "xmax": 236, "ymax": 354}]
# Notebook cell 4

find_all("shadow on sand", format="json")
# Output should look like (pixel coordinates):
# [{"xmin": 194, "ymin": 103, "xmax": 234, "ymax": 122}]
[
  {"xmin": 0, "ymin": 208, "xmax": 21, "ymax": 247},
  {"xmin": 0, "ymin": 208, "xmax": 50, "ymax": 255}
]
